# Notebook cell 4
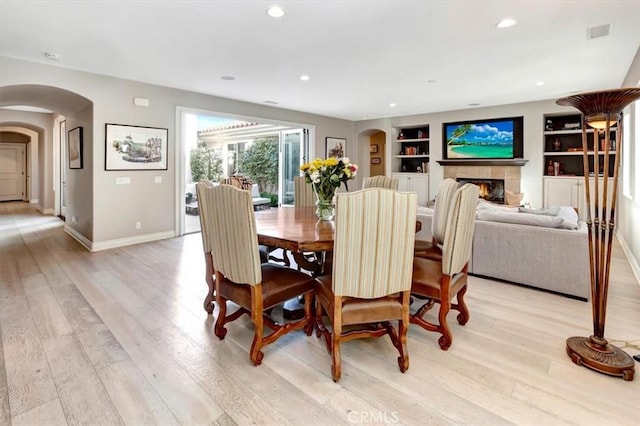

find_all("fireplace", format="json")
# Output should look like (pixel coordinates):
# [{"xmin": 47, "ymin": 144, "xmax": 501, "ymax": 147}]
[{"xmin": 457, "ymin": 178, "xmax": 505, "ymax": 203}]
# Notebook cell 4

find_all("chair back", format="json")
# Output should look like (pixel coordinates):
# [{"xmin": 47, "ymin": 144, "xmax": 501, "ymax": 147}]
[
  {"xmin": 195, "ymin": 180, "xmax": 215, "ymax": 254},
  {"xmin": 294, "ymin": 176, "xmax": 316, "ymax": 207},
  {"xmin": 220, "ymin": 175, "xmax": 252, "ymax": 190},
  {"xmin": 431, "ymin": 178, "xmax": 459, "ymax": 244},
  {"xmin": 441, "ymin": 183, "xmax": 479, "ymax": 275},
  {"xmin": 363, "ymin": 175, "xmax": 399, "ymax": 190},
  {"xmin": 332, "ymin": 188, "xmax": 416, "ymax": 298},
  {"xmin": 200, "ymin": 185, "xmax": 262, "ymax": 285}
]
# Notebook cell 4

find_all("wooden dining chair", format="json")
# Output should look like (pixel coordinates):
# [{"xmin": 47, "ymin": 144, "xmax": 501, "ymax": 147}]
[
  {"xmin": 195, "ymin": 180, "xmax": 217, "ymax": 314},
  {"xmin": 315, "ymin": 188, "xmax": 417, "ymax": 381},
  {"xmin": 200, "ymin": 184, "xmax": 315, "ymax": 364},
  {"xmin": 294, "ymin": 175, "xmax": 316, "ymax": 206},
  {"xmin": 414, "ymin": 178, "xmax": 458, "ymax": 261},
  {"xmin": 362, "ymin": 175, "xmax": 399, "ymax": 190},
  {"xmin": 410, "ymin": 183, "xmax": 479, "ymax": 350}
]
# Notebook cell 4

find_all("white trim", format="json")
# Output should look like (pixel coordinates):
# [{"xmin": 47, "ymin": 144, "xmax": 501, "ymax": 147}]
[
  {"xmin": 36, "ymin": 205, "xmax": 55, "ymax": 215},
  {"xmin": 64, "ymin": 225, "xmax": 92, "ymax": 251},
  {"xmin": 89, "ymin": 230, "xmax": 175, "ymax": 252},
  {"xmin": 30, "ymin": 198, "xmax": 38, "ymax": 204},
  {"xmin": 617, "ymin": 233, "xmax": 640, "ymax": 286}
]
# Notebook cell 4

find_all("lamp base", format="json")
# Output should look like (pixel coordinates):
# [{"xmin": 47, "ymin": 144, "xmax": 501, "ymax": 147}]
[{"xmin": 566, "ymin": 336, "xmax": 635, "ymax": 381}]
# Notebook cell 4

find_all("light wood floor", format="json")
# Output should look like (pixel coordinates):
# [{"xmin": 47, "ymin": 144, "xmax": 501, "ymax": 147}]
[{"xmin": 1, "ymin": 202, "xmax": 638, "ymax": 426}]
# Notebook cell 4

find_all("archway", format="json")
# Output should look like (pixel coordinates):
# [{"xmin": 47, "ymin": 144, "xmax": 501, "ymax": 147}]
[{"xmin": 0, "ymin": 84, "xmax": 93, "ymax": 218}]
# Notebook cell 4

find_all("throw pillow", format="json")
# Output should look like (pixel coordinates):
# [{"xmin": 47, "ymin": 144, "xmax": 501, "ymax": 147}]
[
  {"xmin": 477, "ymin": 209, "xmax": 564, "ymax": 228},
  {"xmin": 555, "ymin": 206, "xmax": 580, "ymax": 230},
  {"xmin": 518, "ymin": 206, "xmax": 561, "ymax": 216}
]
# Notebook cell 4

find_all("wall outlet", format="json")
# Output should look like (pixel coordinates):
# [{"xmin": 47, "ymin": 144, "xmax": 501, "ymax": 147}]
[
  {"xmin": 135, "ymin": 221, "xmax": 141, "ymax": 229},
  {"xmin": 154, "ymin": 176, "xmax": 162, "ymax": 184},
  {"xmin": 71, "ymin": 216, "xmax": 77, "ymax": 224}
]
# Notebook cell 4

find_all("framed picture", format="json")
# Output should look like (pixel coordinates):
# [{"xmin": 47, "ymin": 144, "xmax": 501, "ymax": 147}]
[
  {"xmin": 325, "ymin": 137, "xmax": 346, "ymax": 158},
  {"xmin": 105, "ymin": 123, "xmax": 168, "ymax": 170},
  {"xmin": 371, "ymin": 157, "xmax": 381, "ymax": 165},
  {"xmin": 370, "ymin": 144, "xmax": 378, "ymax": 153},
  {"xmin": 68, "ymin": 126, "xmax": 83, "ymax": 169}
]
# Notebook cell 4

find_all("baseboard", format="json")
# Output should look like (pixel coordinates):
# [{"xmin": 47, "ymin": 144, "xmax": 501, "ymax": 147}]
[
  {"xmin": 29, "ymin": 198, "xmax": 38, "ymax": 204},
  {"xmin": 64, "ymin": 225, "xmax": 93, "ymax": 251},
  {"xmin": 616, "ymin": 233, "xmax": 640, "ymax": 286},
  {"xmin": 90, "ymin": 231, "xmax": 175, "ymax": 252},
  {"xmin": 36, "ymin": 205, "xmax": 55, "ymax": 215}
]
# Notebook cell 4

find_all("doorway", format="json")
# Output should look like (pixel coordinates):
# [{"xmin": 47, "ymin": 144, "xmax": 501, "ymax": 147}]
[{"xmin": 178, "ymin": 109, "xmax": 312, "ymax": 235}]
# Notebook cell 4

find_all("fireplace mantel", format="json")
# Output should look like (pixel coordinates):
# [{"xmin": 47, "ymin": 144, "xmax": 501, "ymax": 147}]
[{"xmin": 437, "ymin": 159, "xmax": 528, "ymax": 167}]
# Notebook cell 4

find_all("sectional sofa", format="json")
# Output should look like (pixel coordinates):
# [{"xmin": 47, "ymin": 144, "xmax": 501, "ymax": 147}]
[{"xmin": 415, "ymin": 205, "xmax": 590, "ymax": 300}]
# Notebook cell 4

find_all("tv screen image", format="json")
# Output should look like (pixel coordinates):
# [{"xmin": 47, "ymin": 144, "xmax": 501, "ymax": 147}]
[{"xmin": 444, "ymin": 118, "xmax": 516, "ymax": 159}]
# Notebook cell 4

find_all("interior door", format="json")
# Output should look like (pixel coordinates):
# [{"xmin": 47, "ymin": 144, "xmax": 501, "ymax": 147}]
[
  {"xmin": 0, "ymin": 143, "xmax": 26, "ymax": 201},
  {"xmin": 280, "ymin": 129, "xmax": 305, "ymax": 206}
]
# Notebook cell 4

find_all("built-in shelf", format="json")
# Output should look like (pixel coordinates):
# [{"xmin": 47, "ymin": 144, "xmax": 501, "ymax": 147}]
[{"xmin": 437, "ymin": 159, "xmax": 528, "ymax": 167}]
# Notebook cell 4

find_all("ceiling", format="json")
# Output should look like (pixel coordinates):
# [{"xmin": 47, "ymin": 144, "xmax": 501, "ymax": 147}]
[{"xmin": 1, "ymin": 1, "xmax": 639, "ymax": 121}]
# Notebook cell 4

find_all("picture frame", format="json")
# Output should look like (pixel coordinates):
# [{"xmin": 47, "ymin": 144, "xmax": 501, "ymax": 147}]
[
  {"xmin": 68, "ymin": 126, "xmax": 83, "ymax": 169},
  {"xmin": 105, "ymin": 123, "xmax": 168, "ymax": 170},
  {"xmin": 371, "ymin": 157, "xmax": 381, "ymax": 165},
  {"xmin": 370, "ymin": 144, "xmax": 378, "ymax": 153},
  {"xmin": 325, "ymin": 137, "xmax": 346, "ymax": 158}
]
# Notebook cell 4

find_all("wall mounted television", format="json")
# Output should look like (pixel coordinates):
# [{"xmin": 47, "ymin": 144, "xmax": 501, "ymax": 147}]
[{"xmin": 442, "ymin": 116, "xmax": 524, "ymax": 160}]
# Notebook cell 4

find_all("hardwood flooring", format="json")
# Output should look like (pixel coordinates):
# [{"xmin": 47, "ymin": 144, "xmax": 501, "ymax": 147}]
[{"xmin": 1, "ymin": 201, "xmax": 638, "ymax": 425}]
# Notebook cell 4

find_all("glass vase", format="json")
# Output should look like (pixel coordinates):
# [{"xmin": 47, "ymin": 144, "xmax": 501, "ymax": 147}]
[{"xmin": 315, "ymin": 194, "xmax": 335, "ymax": 221}]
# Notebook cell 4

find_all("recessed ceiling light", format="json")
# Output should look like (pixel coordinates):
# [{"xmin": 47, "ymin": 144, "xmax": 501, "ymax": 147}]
[
  {"xmin": 427, "ymin": 80, "xmax": 437, "ymax": 84},
  {"xmin": 534, "ymin": 81, "xmax": 545, "ymax": 86},
  {"xmin": 300, "ymin": 74, "xmax": 310, "ymax": 81},
  {"xmin": 267, "ymin": 6, "xmax": 285, "ymax": 18},
  {"xmin": 44, "ymin": 52, "xmax": 61, "ymax": 60},
  {"xmin": 389, "ymin": 103, "xmax": 397, "ymax": 108},
  {"xmin": 496, "ymin": 18, "xmax": 517, "ymax": 29},
  {"xmin": 221, "ymin": 75, "xmax": 235, "ymax": 81}
]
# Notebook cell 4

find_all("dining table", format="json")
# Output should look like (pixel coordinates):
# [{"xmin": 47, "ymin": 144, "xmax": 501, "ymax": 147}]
[{"xmin": 255, "ymin": 206, "xmax": 335, "ymax": 276}]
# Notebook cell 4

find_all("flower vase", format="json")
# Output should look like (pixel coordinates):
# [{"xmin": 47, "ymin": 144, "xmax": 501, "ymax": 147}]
[{"xmin": 315, "ymin": 194, "xmax": 335, "ymax": 221}]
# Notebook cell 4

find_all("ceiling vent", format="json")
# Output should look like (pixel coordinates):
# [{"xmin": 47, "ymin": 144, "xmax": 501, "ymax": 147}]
[{"xmin": 587, "ymin": 24, "xmax": 611, "ymax": 40}]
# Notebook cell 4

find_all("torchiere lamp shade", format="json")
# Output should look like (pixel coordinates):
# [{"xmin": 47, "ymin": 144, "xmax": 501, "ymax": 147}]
[{"xmin": 556, "ymin": 87, "xmax": 640, "ymax": 381}]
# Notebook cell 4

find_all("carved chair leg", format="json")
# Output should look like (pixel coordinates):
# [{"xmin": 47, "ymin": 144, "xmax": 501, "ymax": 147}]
[
  {"xmin": 455, "ymin": 285, "xmax": 470, "ymax": 325},
  {"xmin": 332, "ymin": 330, "xmax": 342, "ymax": 382},
  {"xmin": 214, "ymin": 296, "xmax": 228, "ymax": 339},
  {"xmin": 437, "ymin": 300, "xmax": 453, "ymax": 351},
  {"xmin": 303, "ymin": 292, "xmax": 314, "ymax": 336},
  {"xmin": 249, "ymin": 287, "xmax": 265, "ymax": 366},
  {"xmin": 397, "ymin": 317, "xmax": 410, "ymax": 373}
]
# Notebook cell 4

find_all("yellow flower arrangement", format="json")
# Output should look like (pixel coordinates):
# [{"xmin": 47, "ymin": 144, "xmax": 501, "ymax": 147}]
[{"xmin": 300, "ymin": 157, "xmax": 358, "ymax": 203}]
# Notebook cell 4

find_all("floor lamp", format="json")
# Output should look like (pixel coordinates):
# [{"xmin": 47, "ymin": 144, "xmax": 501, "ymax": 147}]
[{"xmin": 557, "ymin": 88, "xmax": 640, "ymax": 381}]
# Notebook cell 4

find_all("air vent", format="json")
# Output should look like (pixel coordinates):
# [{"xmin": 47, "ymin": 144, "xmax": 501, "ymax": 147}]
[{"xmin": 587, "ymin": 24, "xmax": 611, "ymax": 40}]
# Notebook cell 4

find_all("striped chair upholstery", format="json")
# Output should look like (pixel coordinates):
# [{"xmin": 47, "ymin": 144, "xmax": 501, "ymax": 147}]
[
  {"xmin": 315, "ymin": 188, "xmax": 416, "ymax": 381},
  {"xmin": 414, "ymin": 178, "xmax": 459, "ymax": 260},
  {"xmin": 294, "ymin": 176, "xmax": 316, "ymax": 207},
  {"xmin": 410, "ymin": 183, "xmax": 479, "ymax": 350},
  {"xmin": 200, "ymin": 184, "xmax": 315, "ymax": 365},
  {"xmin": 196, "ymin": 180, "xmax": 216, "ymax": 314},
  {"xmin": 362, "ymin": 175, "xmax": 399, "ymax": 190}
]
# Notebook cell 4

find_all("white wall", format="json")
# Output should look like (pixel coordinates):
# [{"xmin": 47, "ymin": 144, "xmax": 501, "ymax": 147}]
[
  {"xmin": 0, "ymin": 56, "xmax": 355, "ymax": 246},
  {"xmin": 620, "ymin": 47, "xmax": 640, "ymax": 279}
]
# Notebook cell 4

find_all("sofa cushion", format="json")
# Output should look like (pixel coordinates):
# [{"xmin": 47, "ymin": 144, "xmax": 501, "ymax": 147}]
[
  {"xmin": 554, "ymin": 206, "xmax": 580, "ymax": 230},
  {"xmin": 477, "ymin": 209, "xmax": 564, "ymax": 228},
  {"xmin": 518, "ymin": 206, "xmax": 561, "ymax": 216}
]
